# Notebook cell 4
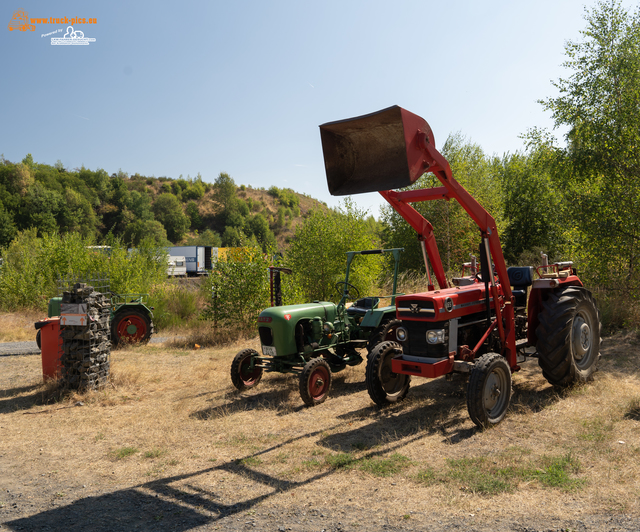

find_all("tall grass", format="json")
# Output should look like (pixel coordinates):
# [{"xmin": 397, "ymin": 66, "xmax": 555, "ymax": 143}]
[
  {"xmin": 593, "ymin": 288, "xmax": 640, "ymax": 335},
  {"xmin": 151, "ymin": 282, "xmax": 203, "ymax": 330}
]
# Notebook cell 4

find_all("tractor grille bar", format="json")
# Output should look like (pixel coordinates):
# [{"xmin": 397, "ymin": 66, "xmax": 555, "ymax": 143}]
[
  {"xmin": 258, "ymin": 326, "xmax": 273, "ymax": 346},
  {"xmin": 397, "ymin": 300, "xmax": 436, "ymax": 319}
]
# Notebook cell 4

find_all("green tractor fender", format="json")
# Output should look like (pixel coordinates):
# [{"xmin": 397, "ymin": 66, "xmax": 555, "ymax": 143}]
[
  {"xmin": 360, "ymin": 305, "xmax": 397, "ymax": 329},
  {"xmin": 110, "ymin": 296, "xmax": 154, "ymax": 346}
]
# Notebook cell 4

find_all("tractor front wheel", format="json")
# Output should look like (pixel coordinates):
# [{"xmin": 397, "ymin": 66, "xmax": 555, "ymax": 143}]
[
  {"xmin": 299, "ymin": 358, "xmax": 332, "ymax": 406},
  {"xmin": 231, "ymin": 349, "xmax": 263, "ymax": 390},
  {"xmin": 467, "ymin": 352, "xmax": 512, "ymax": 428},
  {"xmin": 536, "ymin": 287, "xmax": 601, "ymax": 386},
  {"xmin": 111, "ymin": 309, "xmax": 152, "ymax": 347},
  {"xmin": 366, "ymin": 341, "xmax": 410, "ymax": 406},
  {"xmin": 366, "ymin": 319, "xmax": 401, "ymax": 357}
]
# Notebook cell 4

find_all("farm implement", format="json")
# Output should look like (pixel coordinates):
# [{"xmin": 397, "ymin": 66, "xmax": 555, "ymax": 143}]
[
  {"xmin": 231, "ymin": 248, "xmax": 404, "ymax": 406},
  {"xmin": 319, "ymin": 105, "xmax": 601, "ymax": 426}
]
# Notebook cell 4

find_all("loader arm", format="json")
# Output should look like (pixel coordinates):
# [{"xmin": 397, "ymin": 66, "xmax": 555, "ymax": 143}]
[{"xmin": 320, "ymin": 105, "xmax": 517, "ymax": 368}]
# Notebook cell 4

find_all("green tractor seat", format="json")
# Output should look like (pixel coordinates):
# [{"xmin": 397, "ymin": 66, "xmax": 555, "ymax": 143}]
[{"xmin": 346, "ymin": 297, "xmax": 380, "ymax": 316}]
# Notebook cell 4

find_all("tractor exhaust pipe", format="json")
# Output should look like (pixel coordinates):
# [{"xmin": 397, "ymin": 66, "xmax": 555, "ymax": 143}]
[{"xmin": 320, "ymin": 105, "xmax": 438, "ymax": 196}]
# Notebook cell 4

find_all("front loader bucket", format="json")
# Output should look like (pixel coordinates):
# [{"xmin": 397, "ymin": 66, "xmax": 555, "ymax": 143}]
[{"xmin": 320, "ymin": 105, "xmax": 436, "ymax": 196}]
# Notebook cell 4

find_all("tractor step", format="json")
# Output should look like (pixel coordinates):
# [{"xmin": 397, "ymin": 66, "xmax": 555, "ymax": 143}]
[{"xmin": 391, "ymin": 354, "xmax": 453, "ymax": 379}]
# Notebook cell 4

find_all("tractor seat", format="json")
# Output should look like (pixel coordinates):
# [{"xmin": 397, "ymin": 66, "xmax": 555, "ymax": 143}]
[
  {"xmin": 507, "ymin": 266, "xmax": 534, "ymax": 308},
  {"xmin": 346, "ymin": 297, "xmax": 380, "ymax": 316}
]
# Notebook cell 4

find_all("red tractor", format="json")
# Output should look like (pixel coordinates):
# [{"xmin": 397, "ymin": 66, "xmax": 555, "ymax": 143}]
[{"xmin": 320, "ymin": 106, "xmax": 601, "ymax": 427}]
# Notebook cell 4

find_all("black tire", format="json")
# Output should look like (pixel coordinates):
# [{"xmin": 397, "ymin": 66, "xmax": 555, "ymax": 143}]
[
  {"xmin": 111, "ymin": 309, "xmax": 152, "ymax": 347},
  {"xmin": 299, "ymin": 358, "xmax": 332, "ymax": 406},
  {"xmin": 36, "ymin": 329, "xmax": 41, "ymax": 349},
  {"xmin": 536, "ymin": 287, "xmax": 601, "ymax": 386},
  {"xmin": 366, "ymin": 318, "xmax": 401, "ymax": 356},
  {"xmin": 231, "ymin": 348, "xmax": 263, "ymax": 390},
  {"xmin": 366, "ymin": 341, "xmax": 410, "ymax": 406},
  {"xmin": 467, "ymin": 352, "xmax": 512, "ymax": 428}
]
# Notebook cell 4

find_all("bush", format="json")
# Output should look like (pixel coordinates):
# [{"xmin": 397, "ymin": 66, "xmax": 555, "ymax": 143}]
[
  {"xmin": 201, "ymin": 248, "xmax": 271, "ymax": 330},
  {"xmin": 151, "ymin": 283, "xmax": 202, "ymax": 330},
  {"xmin": 0, "ymin": 230, "xmax": 167, "ymax": 311}
]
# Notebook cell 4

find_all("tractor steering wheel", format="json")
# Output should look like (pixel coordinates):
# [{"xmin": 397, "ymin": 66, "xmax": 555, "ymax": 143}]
[{"xmin": 335, "ymin": 281, "xmax": 361, "ymax": 300}]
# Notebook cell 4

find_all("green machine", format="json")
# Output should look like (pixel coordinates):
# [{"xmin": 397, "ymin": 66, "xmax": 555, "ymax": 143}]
[
  {"xmin": 230, "ymin": 248, "xmax": 404, "ymax": 406},
  {"xmin": 38, "ymin": 293, "xmax": 154, "ymax": 348}
]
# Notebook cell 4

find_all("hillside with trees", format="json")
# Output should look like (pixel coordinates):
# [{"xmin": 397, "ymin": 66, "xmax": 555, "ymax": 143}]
[{"xmin": 0, "ymin": 160, "xmax": 326, "ymax": 253}]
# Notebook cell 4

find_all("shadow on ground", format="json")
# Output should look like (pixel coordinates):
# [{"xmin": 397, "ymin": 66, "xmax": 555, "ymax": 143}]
[{"xmin": 5, "ymin": 439, "xmax": 335, "ymax": 532}]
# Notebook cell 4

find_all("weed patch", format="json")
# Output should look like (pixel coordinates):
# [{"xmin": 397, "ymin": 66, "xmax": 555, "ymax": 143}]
[
  {"xmin": 414, "ymin": 453, "xmax": 585, "ymax": 495},
  {"xmin": 112, "ymin": 447, "xmax": 138, "ymax": 460},
  {"xmin": 359, "ymin": 453, "xmax": 411, "ymax": 477}
]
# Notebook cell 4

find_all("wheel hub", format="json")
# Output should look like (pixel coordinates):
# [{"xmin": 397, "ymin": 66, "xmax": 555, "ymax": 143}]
[
  {"xmin": 483, "ymin": 372, "xmax": 503, "ymax": 411},
  {"xmin": 380, "ymin": 356, "xmax": 402, "ymax": 393},
  {"xmin": 572, "ymin": 316, "xmax": 591, "ymax": 361}
]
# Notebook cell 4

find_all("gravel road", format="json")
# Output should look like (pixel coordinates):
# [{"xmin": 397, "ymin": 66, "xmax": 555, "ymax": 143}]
[{"xmin": 0, "ymin": 336, "xmax": 170, "ymax": 357}]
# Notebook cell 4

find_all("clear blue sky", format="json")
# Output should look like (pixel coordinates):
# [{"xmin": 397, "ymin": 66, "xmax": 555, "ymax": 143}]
[{"xmin": 1, "ymin": 0, "xmax": 636, "ymax": 217}]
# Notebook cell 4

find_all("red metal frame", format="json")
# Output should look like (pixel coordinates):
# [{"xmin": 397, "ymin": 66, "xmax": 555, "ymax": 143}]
[{"xmin": 377, "ymin": 118, "xmax": 517, "ymax": 370}]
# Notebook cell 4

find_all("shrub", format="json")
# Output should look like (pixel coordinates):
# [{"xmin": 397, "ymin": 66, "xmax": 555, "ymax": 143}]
[
  {"xmin": 201, "ymin": 248, "xmax": 271, "ymax": 330},
  {"xmin": 0, "ymin": 230, "xmax": 167, "ymax": 311}
]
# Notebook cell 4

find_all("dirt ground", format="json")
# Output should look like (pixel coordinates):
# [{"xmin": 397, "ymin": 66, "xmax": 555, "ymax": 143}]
[{"xmin": 1, "ymin": 329, "xmax": 640, "ymax": 532}]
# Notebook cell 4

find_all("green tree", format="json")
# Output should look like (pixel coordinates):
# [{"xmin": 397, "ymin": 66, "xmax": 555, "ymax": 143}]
[
  {"xmin": 59, "ymin": 187, "xmax": 99, "ymax": 238},
  {"xmin": 286, "ymin": 200, "xmax": 381, "ymax": 301},
  {"xmin": 153, "ymin": 193, "xmax": 189, "ymax": 243},
  {"xmin": 536, "ymin": 0, "xmax": 640, "ymax": 289},
  {"xmin": 380, "ymin": 133, "xmax": 503, "ymax": 275},
  {"xmin": 497, "ymin": 150, "xmax": 564, "ymax": 263},
  {"xmin": 202, "ymin": 248, "xmax": 271, "ymax": 329},
  {"xmin": 183, "ymin": 228, "xmax": 222, "ymax": 247},
  {"xmin": 123, "ymin": 219, "xmax": 169, "ymax": 247},
  {"xmin": 185, "ymin": 201, "xmax": 202, "ymax": 230},
  {"xmin": 222, "ymin": 225, "xmax": 244, "ymax": 247},
  {"xmin": 213, "ymin": 172, "xmax": 237, "ymax": 208},
  {"xmin": 246, "ymin": 213, "xmax": 276, "ymax": 252},
  {"xmin": 0, "ymin": 202, "xmax": 16, "ymax": 247},
  {"xmin": 129, "ymin": 190, "xmax": 154, "ymax": 221}
]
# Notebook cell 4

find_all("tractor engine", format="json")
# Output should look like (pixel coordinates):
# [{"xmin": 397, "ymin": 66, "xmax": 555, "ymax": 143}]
[{"xmin": 393, "ymin": 283, "xmax": 501, "ymax": 361}]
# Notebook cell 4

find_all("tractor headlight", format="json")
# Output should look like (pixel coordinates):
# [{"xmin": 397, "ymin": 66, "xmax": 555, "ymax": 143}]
[
  {"xmin": 396, "ymin": 327, "xmax": 407, "ymax": 342},
  {"xmin": 426, "ymin": 329, "xmax": 445, "ymax": 344},
  {"xmin": 323, "ymin": 322, "xmax": 334, "ymax": 334}
]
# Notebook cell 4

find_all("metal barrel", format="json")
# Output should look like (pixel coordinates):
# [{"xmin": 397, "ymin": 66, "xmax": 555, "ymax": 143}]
[{"xmin": 319, "ymin": 105, "xmax": 435, "ymax": 196}]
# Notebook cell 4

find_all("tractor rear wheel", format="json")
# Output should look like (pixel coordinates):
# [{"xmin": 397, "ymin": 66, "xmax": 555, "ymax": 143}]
[
  {"xmin": 366, "ymin": 341, "xmax": 410, "ymax": 406},
  {"xmin": 231, "ymin": 348, "xmax": 263, "ymax": 390},
  {"xmin": 467, "ymin": 352, "xmax": 512, "ymax": 428},
  {"xmin": 111, "ymin": 309, "xmax": 152, "ymax": 347},
  {"xmin": 36, "ymin": 329, "xmax": 41, "ymax": 349},
  {"xmin": 536, "ymin": 287, "xmax": 601, "ymax": 386},
  {"xmin": 366, "ymin": 319, "xmax": 401, "ymax": 357},
  {"xmin": 299, "ymin": 358, "xmax": 332, "ymax": 406}
]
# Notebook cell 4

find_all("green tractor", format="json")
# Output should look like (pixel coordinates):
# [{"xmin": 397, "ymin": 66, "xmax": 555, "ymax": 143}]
[
  {"xmin": 37, "ymin": 293, "xmax": 154, "ymax": 348},
  {"xmin": 230, "ymin": 248, "xmax": 404, "ymax": 406}
]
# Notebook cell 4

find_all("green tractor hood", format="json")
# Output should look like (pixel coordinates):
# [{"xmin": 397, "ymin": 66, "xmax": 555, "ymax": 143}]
[{"xmin": 258, "ymin": 301, "xmax": 339, "ymax": 358}]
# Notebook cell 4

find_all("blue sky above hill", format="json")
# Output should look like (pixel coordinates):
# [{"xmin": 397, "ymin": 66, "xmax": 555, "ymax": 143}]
[{"xmin": 2, "ymin": 0, "xmax": 637, "ymax": 216}]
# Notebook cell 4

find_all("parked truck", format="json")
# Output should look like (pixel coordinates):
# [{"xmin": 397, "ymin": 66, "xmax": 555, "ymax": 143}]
[
  {"xmin": 167, "ymin": 246, "xmax": 213, "ymax": 276},
  {"xmin": 167, "ymin": 255, "xmax": 187, "ymax": 277}
]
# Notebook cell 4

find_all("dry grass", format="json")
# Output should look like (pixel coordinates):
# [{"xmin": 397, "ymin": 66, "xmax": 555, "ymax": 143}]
[
  {"xmin": 0, "ymin": 310, "xmax": 44, "ymax": 342},
  {"xmin": 2, "ymin": 331, "xmax": 640, "ymax": 524}
]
